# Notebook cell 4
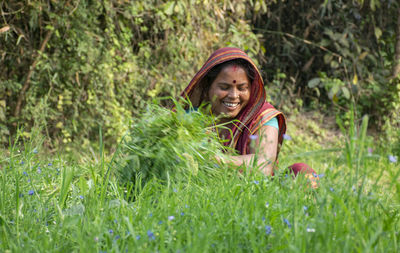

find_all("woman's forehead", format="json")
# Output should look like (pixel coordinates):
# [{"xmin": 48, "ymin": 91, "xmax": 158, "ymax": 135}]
[
  {"xmin": 217, "ymin": 65, "xmax": 248, "ymax": 78},
  {"xmin": 222, "ymin": 64, "xmax": 244, "ymax": 72}
]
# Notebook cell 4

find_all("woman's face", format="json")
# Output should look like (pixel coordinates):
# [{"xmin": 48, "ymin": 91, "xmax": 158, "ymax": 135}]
[{"xmin": 207, "ymin": 65, "xmax": 251, "ymax": 120}]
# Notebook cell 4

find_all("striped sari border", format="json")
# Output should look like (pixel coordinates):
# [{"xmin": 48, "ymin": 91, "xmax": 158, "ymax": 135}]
[{"xmin": 250, "ymin": 110, "xmax": 281, "ymax": 134}]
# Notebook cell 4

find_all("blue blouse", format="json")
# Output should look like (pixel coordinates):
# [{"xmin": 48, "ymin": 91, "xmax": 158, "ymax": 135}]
[{"xmin": 263, "ymin": 117, "xmax": 278, "ymax": 130}]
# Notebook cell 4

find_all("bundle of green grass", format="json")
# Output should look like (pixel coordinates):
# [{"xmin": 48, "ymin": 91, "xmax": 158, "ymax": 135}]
[{"xmin": 112, "ymin": 101, "xmax": 227, "ymax": 189}]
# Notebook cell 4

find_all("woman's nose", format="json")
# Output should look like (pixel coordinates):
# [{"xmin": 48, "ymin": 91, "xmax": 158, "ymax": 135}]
[{"xmin": 228, "ymin": 88, "xmax": 239, "ymax": 98}]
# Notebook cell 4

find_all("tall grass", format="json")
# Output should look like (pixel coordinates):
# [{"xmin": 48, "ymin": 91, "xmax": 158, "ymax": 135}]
[{"xmin": 0, "ymin": 104, "xmax": 399, "ymax": 252}]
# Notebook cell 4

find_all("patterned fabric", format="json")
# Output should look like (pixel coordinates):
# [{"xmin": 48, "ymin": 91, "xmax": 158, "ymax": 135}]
[{"xmin": 181, "ymin": 47, "xmax": 286, "ymax": 156}]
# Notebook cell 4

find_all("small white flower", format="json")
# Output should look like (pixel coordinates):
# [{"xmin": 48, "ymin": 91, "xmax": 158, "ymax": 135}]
[{"xmin": 306, "ymin": 227, "xmax": 316, "ymax": 233}]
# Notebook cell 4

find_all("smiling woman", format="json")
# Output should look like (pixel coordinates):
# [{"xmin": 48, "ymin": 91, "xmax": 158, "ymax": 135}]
[
  {"xmin": 207, "ymin": 62, "xmax": 251, "ymax": 121},
  {"xmin": 181, "ymin": 47, "xmax": 316, "ymax": 182}
]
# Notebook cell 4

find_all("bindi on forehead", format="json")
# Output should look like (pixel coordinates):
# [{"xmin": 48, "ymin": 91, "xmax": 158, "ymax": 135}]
[{"xmin": 233, "ymin": 80, "xmax": 236, "ymax": 83}]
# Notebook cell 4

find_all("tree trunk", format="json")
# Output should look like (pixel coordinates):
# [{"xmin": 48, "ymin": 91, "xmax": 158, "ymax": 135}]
[
  {"xmin": 14, "ymin": 30, "xmax": 53, "ymax": 117},
  {"xmin": 391, "ymin": 7, "xmax": 400, "ymax": 79}
]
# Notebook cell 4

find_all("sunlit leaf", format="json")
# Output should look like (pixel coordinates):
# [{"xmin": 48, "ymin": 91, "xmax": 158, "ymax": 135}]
[
  {"xmin": 308, "ymin": 78, "xmax": 321, "ymax": 88},
  {"xmin": 374, "ymin": 27, "xmax": 382, "ymax": 40},
  {"xmin": 352, "ymin": 74, "xmax": 358, "ymax": 85},
  {"xmin": 164, "ymin": 1, "xmax": 175, "ymax": 15},
  {"xmin": 341, "ymin": 86, "xmax": 350, "ymax": 99}
]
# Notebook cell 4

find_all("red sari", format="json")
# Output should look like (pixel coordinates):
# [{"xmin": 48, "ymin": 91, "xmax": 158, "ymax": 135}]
[{"xmin": 181, "ymin": 47, "xmax": 315, "ymax": 176}]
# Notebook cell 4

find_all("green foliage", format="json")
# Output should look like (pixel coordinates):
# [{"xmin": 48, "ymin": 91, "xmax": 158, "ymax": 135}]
[
  {"xmin": 254, "ymin": 0, "xmax": 400, "ymax": 133},
  {"xmin": 0, "ymin": 0, "xmax": 263, "ymax": 148},
  {"xmin": 381, "ymin": 78, "xmax": 400, "ymax": 154},
  {"xmin": 112, "ymin": 100, "xmax": 226, "ymax": 190}
]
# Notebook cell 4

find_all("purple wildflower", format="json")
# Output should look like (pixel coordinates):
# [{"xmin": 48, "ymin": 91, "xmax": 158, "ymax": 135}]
[
  {"xmin": 136, "ymin": 235, "xmax": 141, "ymax": 240},
  {"xmin": 23, "ymin": 171, "xmax": 28, "ymax": 176},
  {"xmin": 158, "ymin": 221, "xmax": 163, "ymax": 225},
  {"xmin": 303, "ymin": 206, "xmax": 308, "ymax": 212},
  {"xmin": 329, "ymin": 187, "xmax": 334, "ymax": 192},
  {"xmin": 180, "ymin": 212, "xmax": 184, "ymax": 216},
  {"xmin": 147, "ymin": 230, "xmax": 155, "ymax": 240},
  {"xmin": 37, "ymin": 168, "xmax": 41, "ymax": 174},
  {"xmin": 367, "ymin": 147, "xmax": 373, "ymax": 155},
  {"xmin": 109, "ymin": 229, "xmax": 113, "ymax": 234},
  {"xmin": 33, "ymin": 149, "xmax": 38, "ymax": 154},
  {"xmin": 253, "ymin": 180, "xmax": 259, "ymax": 185},
  {"xmin": 48, "ymin": 163, "xmax": 53, "ymax": 166},
  {"xmin": 173, "ymin": 188, "xmax": 178, "ymax": 193},
  {"xmin": 79, "ymin": 195, "xmax": 84, "ymax": 199},
  {"xmin": 388, "ymin": 155, "xmax": 397, "ymax": 163},
  {"xmin": 28, "ymin": 190, "xmax": 34, "ymax": 196},
  {"xmin": 265, "ymin": 225, "xmax": 272, "ymax": 235},
  {"xmin": 115, "ymin": 235, "xmax": 120, "ymax": 240},
  {"xmin": 283, "ymin": 134, "xmax": 292, "ymax": 140},
  {"xmin": 20, "ymin": 161, "xmax": 24, "ymax": 165},
  {"xmin": 250, "ymin": 135, "xmax": 258, "ymax": 140},
  {"xmin": 318, "ymin": 173, "xmax": 325, "ymax": 178},
  {"xmin": 265, "ymin": 202, "xmax": 269, "ymax": 208},
  {"xmin": 283, "ymin": 218, "xmax": 291, "ymax": 228},
  {"xmin": 168, "ymin": 216, "xmax": 175, "ymax": 221}
]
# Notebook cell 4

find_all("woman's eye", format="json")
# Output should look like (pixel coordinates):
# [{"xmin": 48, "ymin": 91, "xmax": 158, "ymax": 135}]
[
  {"xmin": 239, "ymin": 86, "xmax": 248, "ymax": 91},
  {"xmin": 220, "ymin": 86, "xmax": 229, "ymax": 90}
]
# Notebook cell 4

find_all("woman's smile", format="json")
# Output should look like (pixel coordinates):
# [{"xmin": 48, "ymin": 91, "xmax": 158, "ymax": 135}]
[{"xmin": 207, "ymin": 65, "xmax": 251, "ymax": 121}]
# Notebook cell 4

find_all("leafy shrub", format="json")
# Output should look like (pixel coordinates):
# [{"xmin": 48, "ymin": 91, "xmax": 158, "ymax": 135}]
[
  {"xmin": 254, "ymin": 1, "xmax": 400, "ymax": 125},
  {"xmin": 0, "ymin": 0, "xmax": 263, "ymax": 149}
]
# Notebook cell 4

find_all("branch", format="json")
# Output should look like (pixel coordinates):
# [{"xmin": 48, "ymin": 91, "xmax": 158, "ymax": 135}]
[
  {"xmin": 14, "ymin": 29, "xmax": 53, "ymax": 117},
  {"xmin": 253, "ymin": 28, "xmax": 343, "ymax": 61}
]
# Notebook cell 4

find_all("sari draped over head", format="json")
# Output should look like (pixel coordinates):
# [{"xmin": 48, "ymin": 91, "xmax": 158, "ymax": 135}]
[{"xmin": 180, "ymin": 47, "xmax": 286, "ymax": 156}]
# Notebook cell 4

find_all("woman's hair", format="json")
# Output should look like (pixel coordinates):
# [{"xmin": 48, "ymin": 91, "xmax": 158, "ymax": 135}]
[{"xmin": 199, "ymin": 58, "xmax": 256, "ymax": 103}]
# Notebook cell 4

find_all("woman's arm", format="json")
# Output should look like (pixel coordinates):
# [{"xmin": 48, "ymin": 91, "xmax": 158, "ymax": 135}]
[{"xmin": 221, "ymin": 125, "xmax": 279, "ymax": 176}]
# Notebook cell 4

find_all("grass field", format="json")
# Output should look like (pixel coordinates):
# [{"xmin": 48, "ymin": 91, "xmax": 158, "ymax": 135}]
[{"xmin": 1, "ymin": 107, "xmax": 399, "ymax": 252}]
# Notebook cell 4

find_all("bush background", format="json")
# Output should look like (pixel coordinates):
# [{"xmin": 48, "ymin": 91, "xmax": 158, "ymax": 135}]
[{"xmin": 1, "ymin": 0, "xmax": 399, "ymax": 153}]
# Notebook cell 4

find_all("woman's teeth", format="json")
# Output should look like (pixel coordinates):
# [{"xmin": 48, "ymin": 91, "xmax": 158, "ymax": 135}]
[{"xmin": 223, "ymin": 101, "xmax": 239, "ymax": 108}]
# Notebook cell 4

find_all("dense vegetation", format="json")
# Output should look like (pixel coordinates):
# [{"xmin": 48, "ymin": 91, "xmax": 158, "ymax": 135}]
[
  {"xmin": 1, "ymin": 0, "xmax": 399, "ymax": 153},
  {"xmin": 0, "ymin": 1, "xmax": 399, "ymax": 251},
  {"xmin": 1, "ymin": 103, "xmax": 399, "ymax": 252}
]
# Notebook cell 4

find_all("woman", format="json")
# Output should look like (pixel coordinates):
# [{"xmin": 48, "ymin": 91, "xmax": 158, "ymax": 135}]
[{"xmin": 181, "ymin": 47, "xmax": 316, "ymax": 179}]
